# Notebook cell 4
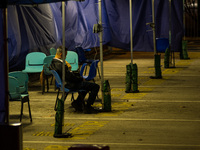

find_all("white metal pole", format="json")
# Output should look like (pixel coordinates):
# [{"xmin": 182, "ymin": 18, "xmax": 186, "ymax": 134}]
[
  {"xmin": 98, "ymin": 0, "xmax": 104, "ymax": 103},
  {"xmin": 129, "ymin": 0, "xmax": 133, "ymax": 64},
  {"xmin": 62, "ymin": 2, "xmax": 66, "ymax": 99},
  {"xmin": 152, "ymin": 0, "xmax": 157, "ymax": 55}
]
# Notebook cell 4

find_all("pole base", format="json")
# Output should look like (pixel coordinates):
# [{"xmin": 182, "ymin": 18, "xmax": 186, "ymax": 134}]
[
  {"xmin": 125, "ymin": 90, "xmax": 139, "ymax": 93},
  {"xmin": 54, "ymin": 132, "xmax": 72, "ymax": 138},
  {"xmin": 150, "ymin": 76, "xmax": 162, "ymax": 79}
]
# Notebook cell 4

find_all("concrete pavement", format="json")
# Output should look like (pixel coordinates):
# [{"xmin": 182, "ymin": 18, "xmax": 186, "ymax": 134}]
[{"xmin": 9, "ymin": 50, "xmax": 200, "ymax": 150}]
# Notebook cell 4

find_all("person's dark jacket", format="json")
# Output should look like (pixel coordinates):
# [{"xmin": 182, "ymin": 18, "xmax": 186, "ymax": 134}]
[{"xmin": 49, "ymin": 58, "xmax": 83, "ymax": 89}]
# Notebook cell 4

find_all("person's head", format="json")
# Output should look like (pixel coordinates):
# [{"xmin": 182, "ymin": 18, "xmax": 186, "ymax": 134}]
[{"xmin": 55, "ymin": 46, "xmax": 67, "ymax": 59}]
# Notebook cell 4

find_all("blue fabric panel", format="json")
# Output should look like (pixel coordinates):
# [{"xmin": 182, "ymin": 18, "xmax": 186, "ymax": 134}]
[
  {"xmin": 105, "ymin": 0, "xmax": 183, "ymax": 51},
  {"xmin": 0, "ymin": 9, "xmax": 5, "ymax": 123},
  {"xmin": 2, "ymin": 0, "xmax": 183, "ymax": 71}
]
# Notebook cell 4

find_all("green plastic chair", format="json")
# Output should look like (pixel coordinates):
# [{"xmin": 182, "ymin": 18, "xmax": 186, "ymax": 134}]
[
  {"xmin": 66, "ymin": 51, "xmax": 79, "ymax": 71},
  {"xmin": 8, "ymin": 76, "xmax": 32, "ymax": 122},
  {"xmin": 8, "ymin": 71, "xmax": 28, "ymax": 94},
  {"xmin": 22, "ymin": 52, "xmax": 46, "ymax": 73},
  {"xmin": 50, "ymin": 47, "xmax": 56, "ymax": 55},
  {"xmin": 42, "ymin": 55, "xmax": 54, "ymax": 94}
]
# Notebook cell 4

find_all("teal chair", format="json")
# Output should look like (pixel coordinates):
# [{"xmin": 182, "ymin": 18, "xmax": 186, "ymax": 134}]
[
  {"xmin": 8, "ymin": 71, "xmax": 28, "ymax": 94},
  {"xmin": 50, "ymin": 47, "xmax": 56, "ymax": 55},
  {"xmin": 42, "ymin": 55, "xmax": 54, "ymax": 94},
  {"xmin": 80, "ymin": 60, "xmax": 99, "ymax": 83},
  {"xmin": 8, "ymin": 76, "xmax": 32, "ymax": 122},
  {"xmin": 22, "ymin": 52, "xmax": 46, "ymax": 73},
  {"xmin": 66, "ymin": 51, "xmax": 79, "ymax": 71}
]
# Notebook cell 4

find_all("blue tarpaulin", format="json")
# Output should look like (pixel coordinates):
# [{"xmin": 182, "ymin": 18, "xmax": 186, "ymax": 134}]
[{"xmin": 0, "ymin": 0, "xmax": 183, "ymax": 123}]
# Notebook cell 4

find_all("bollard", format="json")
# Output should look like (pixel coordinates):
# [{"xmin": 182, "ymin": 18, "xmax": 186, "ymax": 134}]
[
  {"xmin": 164, "ymin": 48, "xmax": 170, "ymax": 68},
  {"xmin": 103, "ymin": 80, "xmax": 111, "ymax": 112},
  {"xmin": 125, "ymin": 64, "xmax": 131, "ymax": 93},
  {"xmin": 54, "ymin": 98, "xmax": 64, "ymax": 137},
  {"xmin": 131, "ymin": 63, "xmax": 139, "ymax": 92},
  {"xmin": 154, "ymin": 54, "xmax": 162, "ymax": 78},
  {"xmin": 181, "ymin": 40, "xmax": 190, "ymax": 59}
]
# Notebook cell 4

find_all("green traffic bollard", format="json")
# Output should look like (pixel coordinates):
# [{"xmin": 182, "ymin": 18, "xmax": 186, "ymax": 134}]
[
  {"xmin": 131, "ymin": 63, "xmax": 139, "ymax": 92},
  {"xmin": 164, "ymin": 48, "xmax": 170, "ymax": 68},
  {"xmin": 103, "ymin": 80, "xmax": 112, "ymax": 112},
  {"xmin": 181, "ymin": 40, "xmax": 190, "ymax": 59},
  {"xmin": 54, "ymin": 98, "xmax": 64, "ymax": 137},
  {"xmin": 125, "ymin": 64, "xmax": 131, "ymax": 93},
  {"xmin": 154, "ymin": 54, "xmax": 162, "ymax": 78}
]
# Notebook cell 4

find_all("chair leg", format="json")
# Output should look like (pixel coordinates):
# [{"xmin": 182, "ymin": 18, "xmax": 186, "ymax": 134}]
[
  {"xmin": 46, "ymin": 77, "xmax": 49, "ymax": 92},
  {"xmin": 50, "ymin": 75, "xmax": 53, "ymax": 85},
  {"xmin": 20, "ymin": 101, "xmax": 23, "ymax": 122},
  {"xmin": 42, "ymin": 75, "xmax": 45, "ymax": 94},
  {"xmin": 27, "ymin": 97, "xmax": 32, "ymax": 122}
]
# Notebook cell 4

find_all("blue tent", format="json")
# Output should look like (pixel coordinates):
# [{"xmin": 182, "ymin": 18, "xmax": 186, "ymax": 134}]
[{"xmin": 0, "ymin": 0, "xmax": 183, "ymax": 123}]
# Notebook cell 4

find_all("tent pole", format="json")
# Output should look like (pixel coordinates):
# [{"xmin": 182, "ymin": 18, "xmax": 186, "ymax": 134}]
[
  {"xmin": 62, "ymin": 1, "xmax": 65, "ymax": 99},
  {"xmin": 3, "ymin": 7, "xmax": 9, "ymax": 124},
  {"xmin": 129, "ymin": 0, "xmax": 133, "ymax": 63},
  {"xmin": 183, "ymin": 0, "xmax": 186, "ymax": 40},
  {"xmin": 98, "ymin": 0, "xmax": 104, "ymax": 103},
  {"xmin": 152, "ymin": 0, "xmax": 157, "ymax": 55},
  {"xmin": 169, "ymin": 0, "xmax": 175, "ymax": 67}
]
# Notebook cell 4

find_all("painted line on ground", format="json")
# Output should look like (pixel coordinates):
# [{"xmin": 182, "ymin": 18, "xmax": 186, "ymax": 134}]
[
  {"xmin": 23, "ymin": 141, "xmax": 200, "ymax": 147},
  {"xmin": 126, "ymin": 99, "xmax": 200, "ymax": 103},
  {"xmin": 32, "ymin": 117, "xmax": 200, "ymax": 122}
]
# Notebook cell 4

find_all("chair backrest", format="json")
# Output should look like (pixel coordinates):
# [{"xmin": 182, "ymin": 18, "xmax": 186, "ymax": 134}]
[
  {"xmin": 75, "ymin": 47, "xmax": 87, "ymax": 62},
  {"xmin": 66, "ymin": 51, "xmax": 79, "ymax": 71},
  {"xmin": 8, "ymin": 71, "xmax": 28, "ymax": 94},
  {"xmin": 156, "ymin": 38, "xmax": 169, "ymax": 53},
  {"xmin": 79, "ymin": 63, "xmax": 88, "ymax": 77},
  {"xmin": 50, "ymin": 48, "xmax": 56, "ymax": 55},
  {"xmin": 43, "ymin": 55, "xmax": 54, "ymax": 75},
  {"xmin": 8, "ymin": 76, "xmax": 21, "ymax": 100},
  {"xmin": 50, "ymin": 70, "xmax": 70, "ymax": 93},
  {"xmin": 23, "ymin": 52, "xmax": 46, "ymax": 73},
  {"xmin": 26, "ymin": 52, "xmax": 46, "ymax": 66},
  {"xmin": 81, "ymin": 60, "xmax": 99, "ymax": 81}
]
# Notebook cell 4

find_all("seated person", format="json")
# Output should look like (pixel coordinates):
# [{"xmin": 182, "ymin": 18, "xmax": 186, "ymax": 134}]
[{"xmin": 49, "ymin": 46, "xmax": 100, "ymax": 114}]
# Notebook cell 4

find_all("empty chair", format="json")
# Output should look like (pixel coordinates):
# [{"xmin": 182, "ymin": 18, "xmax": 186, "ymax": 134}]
[
  {"xmin": 8, "ymin": 76, "xmax": 32, "ymax": 122},
  {"xmin": 8, "ymin": 71, "xmax": 29, "ymax": 94},
  {"xmin": 42, "ymin": 55, "xmax": 54, "ymax": 94},
  {"xmin": 22, "ymin": 52, "xmax": 46, "ymax": 73},
  {"xmin": 66, "ymin": 51, "xmax": 79, "ymax": 71},
  {"xmin": 156, "ymin": 38, "xmax": 169, "ymax": 53},
  {"xmin": 75, "ymin": 47, "xmax": 100, "ymax": 78},
  {"xmin": 50, "ymin": 47, "xmax": 56, "ymax": 55},
  {"xmin": 80, "ymin": 60, "xmax": 99, "ymax": 83}
]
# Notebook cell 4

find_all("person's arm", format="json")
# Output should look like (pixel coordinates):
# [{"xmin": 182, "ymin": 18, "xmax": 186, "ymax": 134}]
[{"xmin": 65, "ymin": 65, "xmax": 83, "ymax": 83}]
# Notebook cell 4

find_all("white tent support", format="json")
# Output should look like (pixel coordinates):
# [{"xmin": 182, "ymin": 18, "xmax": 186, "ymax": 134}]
[
  {"xmin": 129, "ymin": 0, "xmax": 133, "ymax": 63},
  {"xmin": 62, "ymin": 1, "xmax": 66, "ymax": 99},
  {"xmin": 98, "ymin": 0, "xmax": 104, "ymax": 104}
]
